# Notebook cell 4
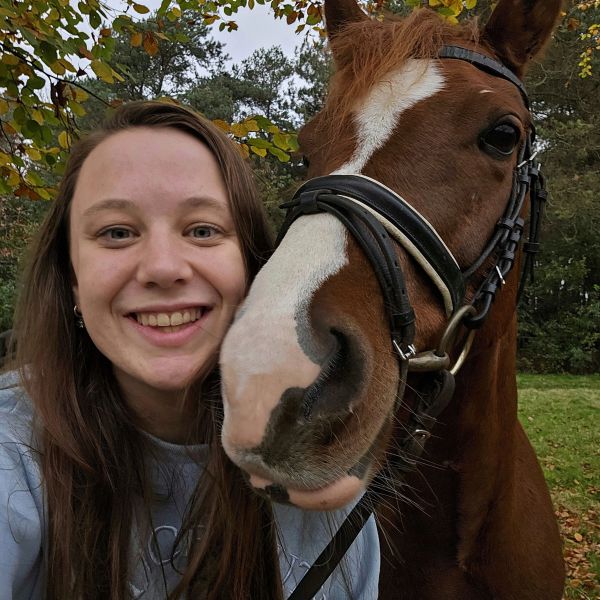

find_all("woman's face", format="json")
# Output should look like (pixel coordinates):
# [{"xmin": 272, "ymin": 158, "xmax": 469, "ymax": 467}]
[{"xmin": 69, "ymin": 127, "xmax": 246, "ymax": 404}]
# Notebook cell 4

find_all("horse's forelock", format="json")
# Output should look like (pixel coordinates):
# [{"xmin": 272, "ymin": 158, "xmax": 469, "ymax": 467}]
[{"xmin": 324, "ymin": 9, "xmax": 480, "ymax": 131}]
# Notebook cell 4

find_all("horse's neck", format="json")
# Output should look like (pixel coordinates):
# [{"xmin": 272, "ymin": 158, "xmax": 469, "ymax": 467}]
[{"xmin": 438, "ymin": 312, "xmax": 521, "ymax": 560}]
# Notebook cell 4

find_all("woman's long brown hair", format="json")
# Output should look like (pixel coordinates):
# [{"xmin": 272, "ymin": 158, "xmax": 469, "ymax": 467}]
[{"xmin": 13, "ymin": 101, "xmax": 282, "ymax": 599}]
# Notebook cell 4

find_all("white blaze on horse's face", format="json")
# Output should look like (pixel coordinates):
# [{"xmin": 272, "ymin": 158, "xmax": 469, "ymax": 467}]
[
  {"xmin": 334, "ymin": 60, "xmax": 444, "ymax": 174},
  {"xmin": 220, "ymin": 59, "xmax": 445, "ymax": 509}
]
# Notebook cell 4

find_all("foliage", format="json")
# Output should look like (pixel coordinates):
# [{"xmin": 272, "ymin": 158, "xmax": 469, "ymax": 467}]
[
  {"xmin": 517, "ymin": 2, "xmax": 600, "ymax": 374},
  {"xmin": 574, "ymin": 1, "xmax": 600, "ymax": 77},
  {"xmin": 0, "ymin": 196, "xmax": 48, "ymax": 331},
  {"xmin": 0, "ymin": 0, "xmax": 598, "ymax": 370},
  {"xmin": 518, "ymin": 374, "xmax": 599, "ymax": 598}
]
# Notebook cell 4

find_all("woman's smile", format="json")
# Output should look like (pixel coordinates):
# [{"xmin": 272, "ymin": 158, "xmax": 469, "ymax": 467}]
[{"xmin": 125, "ymin": 305, "xmax": 213, "ymax": 347}]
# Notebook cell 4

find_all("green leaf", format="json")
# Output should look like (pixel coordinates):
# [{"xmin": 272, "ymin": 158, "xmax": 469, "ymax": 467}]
[
  {"xmin": 272, "ymin": 132, "xmax": 288, "ymax": 150},
  {"xmin": 13, "ymin": 105, "xmax": 27, "ymax": 125},
  {"xmin": 89, "ymin": 10, "xmax": 101, "ymax": 29},
  {"xmin": 268, "ymin": 147, "xmax": 290, "ymax": 162},
  {"xmin": 26, "ymin": 75, "xmax": 46, "ymax": 90},
  {"xmin": 246, "ymin": 137, "xmax": 271, "ymax": 149}
]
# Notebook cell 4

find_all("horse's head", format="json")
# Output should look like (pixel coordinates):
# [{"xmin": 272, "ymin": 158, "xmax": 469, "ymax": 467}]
[{"xmin": 220, "ymin": 0, "xmax": 562, "ymax": 510}]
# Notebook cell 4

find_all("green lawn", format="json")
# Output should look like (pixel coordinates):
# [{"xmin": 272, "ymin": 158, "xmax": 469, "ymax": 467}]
[{"xmin": 518, "ymin": 374, "xmax": 599, "ymax": 599}]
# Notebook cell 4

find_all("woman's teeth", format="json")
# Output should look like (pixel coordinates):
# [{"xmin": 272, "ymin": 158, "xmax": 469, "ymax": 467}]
[{"xmin": 134, "ymin": 308, "xmax": 204, "ymax": 328}]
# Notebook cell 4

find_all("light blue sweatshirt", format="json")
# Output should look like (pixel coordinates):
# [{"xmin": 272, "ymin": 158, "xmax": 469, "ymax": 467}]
[{"xmin": 0, "ymin": 372, "xmax": 380, "ymax": 599}]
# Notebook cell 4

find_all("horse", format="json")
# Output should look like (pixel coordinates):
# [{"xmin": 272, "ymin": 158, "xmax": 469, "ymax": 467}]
[{"xmin": 219, "ymin": 0, "xmax": 565, "ymax": 597}]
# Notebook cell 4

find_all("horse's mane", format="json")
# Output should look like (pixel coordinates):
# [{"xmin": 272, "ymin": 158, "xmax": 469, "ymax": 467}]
[{"xmin": 324, "ymin": 8, "xmax": 480, "ymax": 125}]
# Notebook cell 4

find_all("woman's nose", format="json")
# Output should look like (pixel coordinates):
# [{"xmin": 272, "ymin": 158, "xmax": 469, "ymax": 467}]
[{"xmin": 136, "ymin": 234, "xmax": 194, "ymax": 288}]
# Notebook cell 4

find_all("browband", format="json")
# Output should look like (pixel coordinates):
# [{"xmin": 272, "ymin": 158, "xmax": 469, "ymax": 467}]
[{"xmin": 438, "ymin": 45, "xmax": 530, "ymax": 109}]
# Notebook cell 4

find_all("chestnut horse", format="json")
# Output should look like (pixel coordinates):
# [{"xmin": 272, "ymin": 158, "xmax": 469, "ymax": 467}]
[{"xmin": 220, "ymin": 0, "xmax": 565, "ymax": 597}]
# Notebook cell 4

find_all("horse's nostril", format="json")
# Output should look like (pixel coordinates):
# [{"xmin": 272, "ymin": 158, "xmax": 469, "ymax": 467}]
[{"xmin": 302, "ymin": 328, "xmax": 362, "ymax": 420}]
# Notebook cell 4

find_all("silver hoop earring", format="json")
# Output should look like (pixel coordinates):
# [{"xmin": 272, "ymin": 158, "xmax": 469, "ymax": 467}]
[{"xmin": 73, "ymin": 305, "xmax": 85, "ymax": 329}]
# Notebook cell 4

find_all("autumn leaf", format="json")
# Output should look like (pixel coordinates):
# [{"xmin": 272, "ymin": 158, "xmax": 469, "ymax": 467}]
[
  {"xmin": 58, "ymin": 131, "xmax": 71, "ymax": 149},
  {"xmin": 143, "ymin": 32, "xmax": 159, "ymax": 55},
  {"xmin": 91, "ymin": 59, "xmax": 114, "ymax": 83},
  {"xmin": 133, "ymin": 3, "xmax": 150, "ymax": 14},
  {"xmin": 130, "ymin": 31, "xmax": 143, "ymax": 47}
]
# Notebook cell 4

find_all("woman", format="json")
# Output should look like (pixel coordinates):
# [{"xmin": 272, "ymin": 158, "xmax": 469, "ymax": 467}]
[{"xmin": 0, "ymin": 101, "xmax": 379, "ymax": 599}]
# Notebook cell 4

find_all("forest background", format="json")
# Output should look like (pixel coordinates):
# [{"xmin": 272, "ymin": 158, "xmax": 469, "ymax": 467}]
[{"xmin": 0, "ymin": 0, "xmax": 598, "ymax": 373}]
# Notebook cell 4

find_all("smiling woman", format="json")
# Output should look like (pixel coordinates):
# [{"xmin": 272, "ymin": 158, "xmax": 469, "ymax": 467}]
[{"xmin": 0, "ymin": 101, "xmax": 379, "ymax": 599}]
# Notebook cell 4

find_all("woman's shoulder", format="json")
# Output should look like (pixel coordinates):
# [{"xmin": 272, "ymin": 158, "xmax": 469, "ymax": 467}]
[
  {"xmin": 0, "ymin": 371, "xmax": 45, "ymax": 599},
  {"xmin": 0, "ymin": 370, "xmax": 34, "ymax": 440}
]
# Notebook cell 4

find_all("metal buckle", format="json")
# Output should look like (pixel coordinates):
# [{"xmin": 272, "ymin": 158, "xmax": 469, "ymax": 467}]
[
  {"xmin": 393, "ymin": 341, "xmax": 417, "ymax": 361},
  {"xmin": 517, "ymin": 149, "xmax": 539, "ymax": 168}
]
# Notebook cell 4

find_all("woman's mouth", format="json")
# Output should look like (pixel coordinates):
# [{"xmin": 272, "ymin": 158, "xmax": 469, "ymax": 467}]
[{"xmin": 129, "ymin": 307, "xmax": 208, "ymax": 333}]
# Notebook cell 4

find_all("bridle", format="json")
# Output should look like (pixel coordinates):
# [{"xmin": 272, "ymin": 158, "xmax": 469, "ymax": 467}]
[{"xmin": 282, "ymin": 45, "xmax": 548, "ymax": 600}]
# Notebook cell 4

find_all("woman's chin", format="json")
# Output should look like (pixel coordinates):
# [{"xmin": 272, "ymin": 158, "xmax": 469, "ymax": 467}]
[{"xmin": 249, "ymin": 473, "xmax": 366, "ymax": 511}]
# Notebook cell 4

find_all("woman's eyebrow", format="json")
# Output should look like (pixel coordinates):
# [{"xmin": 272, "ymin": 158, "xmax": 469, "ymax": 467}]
[
  {"xmin": 183, "ymin": 195, "xmax": 228, "ymax": 214},
  {"xmin": 81, "ymin": 198, "xmax": 135, "ymax": 218},
  {"xmin": 80, "ymin": 196, "xmax": 227, "ymax": 218}
]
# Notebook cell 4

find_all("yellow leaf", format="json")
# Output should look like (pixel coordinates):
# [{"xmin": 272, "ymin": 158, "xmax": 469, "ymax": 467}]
[
  {"xmin": 59, "ymin": 58, "xmax": 76, "ymax": 72},
  {"xmin": 131, "ymin": 31, "xmax": 143, "ymax": 47},
  {"xmin": 91, "ymin": 60, "xmax": 114, "ymax": 83},
  {"xmin": 243, "ymin": 119, "xmax": 259, "ymax": 132},
  {"xmin": 230, "ymin": 123, "xmax": 249, "ymax": 137},
  {"xmin": 31, "ymin": 109, "xmax": 44, "ymax": 125},
  {"xmin": 272, "ymin": 132, "xmax": 288, "ymax": 150},
  {"xmin": 7, "ymin": 168, "xmax": 20, "ymax": 186},
  {"xmin": 170, "ymin": 6, "xmax": 181, "ymax": 17},
  {"xmin": 69, "ymin": 100, "xmax": 86, "ymax": 117},
  {"xmin": 26, "ymin": 146, "xmax": 42, "ymax": 161},
  {"xmin": 250, "ymin": 146, "xmax": 267, "ymax": 157},
  {"xmin": 203, "ymin": 15, "xmax": 219, "ymax": 25},
  {"xmin": 49, "ymin": 61, "xmax": 66, "ymax": 76},
  {"xmin": 0, "ymin": 99, "xmax": 9, "ymax": 115},
  {"xmin": 212, "ymin": 120, "xmax": 230, "ymax": 132},
  {"xmin": 73, "ymin": 87, "xmax": 89, "ymax": 102},
  {"xmin": 0, "ymin": 151, "xmax": 11, "ymax": 166},
  {"xmin": 465, "ymin": 0, "xmax": 477, "ymax": 9},
  {"xmin": 133, "ymin": 3, "xmax": 150, "ymax": 14},
  {"xmin": 36, "ymin": 187, "xmax": 52, "ymax": 200},
  {"xmin": 2, "ymin": 54, "xmax": 20, "ymax": 66},
  {"xmin": 237, "ymin": 143, "xmax": 249, "ymax": 159},
  {"xmin": 58, "ymin": 131, "xmax": 71, "ymax": 149}
]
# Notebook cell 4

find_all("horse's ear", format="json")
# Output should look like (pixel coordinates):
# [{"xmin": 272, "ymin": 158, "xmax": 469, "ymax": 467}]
[
  {"xmin": 482, "ymin": 0, "xmax": 563, "ymax": 76},
  {"xmin": 324, "ymin": 0, "xmax": 368, "ymax": 59}
]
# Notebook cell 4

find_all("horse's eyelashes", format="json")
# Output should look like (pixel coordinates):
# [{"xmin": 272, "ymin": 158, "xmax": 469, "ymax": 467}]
[{"xmin": 479, "ymin": 121, "xmax": 521, "ymax": 157}]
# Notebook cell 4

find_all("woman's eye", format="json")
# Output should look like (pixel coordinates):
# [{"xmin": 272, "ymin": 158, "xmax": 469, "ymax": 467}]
[
  {"xmin": 189, "ymin": 225, "xmax": 219, "ymax": 239},
  {"xmin": 99, "ymin": 227, "xmax": 133, "ymax": 241},
  {"xmin": 480, "ymin": 122, "xmax": 521, "ymax": 157}
]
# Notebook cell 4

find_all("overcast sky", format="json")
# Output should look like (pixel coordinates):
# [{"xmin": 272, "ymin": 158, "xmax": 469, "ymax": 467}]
[{"xmin": 137, "ymin": 0, "xmax": 304, "ymax": 64}]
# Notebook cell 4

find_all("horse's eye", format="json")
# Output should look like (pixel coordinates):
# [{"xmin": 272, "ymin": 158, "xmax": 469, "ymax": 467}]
[{"xmin": 480, "ymin": 122, "xmax": 521, "ymax": 157}]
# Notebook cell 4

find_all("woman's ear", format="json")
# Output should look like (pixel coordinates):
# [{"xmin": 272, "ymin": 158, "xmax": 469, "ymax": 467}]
[{"xmin": 482, "ymin": 0, "xmax": 563, "ymax": 77}]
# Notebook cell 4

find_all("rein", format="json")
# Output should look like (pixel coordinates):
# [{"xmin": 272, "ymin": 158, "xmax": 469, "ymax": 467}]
[{"xmin": 284, "ymin": 46, "xmax": 547, "ymax": 600}]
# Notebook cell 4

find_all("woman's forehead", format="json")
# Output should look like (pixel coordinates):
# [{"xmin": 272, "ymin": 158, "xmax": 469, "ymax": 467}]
[{"xmin": 72, "ymin": 127, "xmax": 228, "ymax": 211}]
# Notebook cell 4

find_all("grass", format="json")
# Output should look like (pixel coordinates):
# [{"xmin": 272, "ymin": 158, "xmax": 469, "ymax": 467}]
[{"xmin": 518, "ymin": 374, "xmax": 599, "ymax": 600}]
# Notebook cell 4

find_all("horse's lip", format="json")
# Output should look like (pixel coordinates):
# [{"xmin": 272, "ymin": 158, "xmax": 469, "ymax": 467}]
[{"xmin": 249, "ymin": 472, "xmax": 365, "ymax": 510}]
